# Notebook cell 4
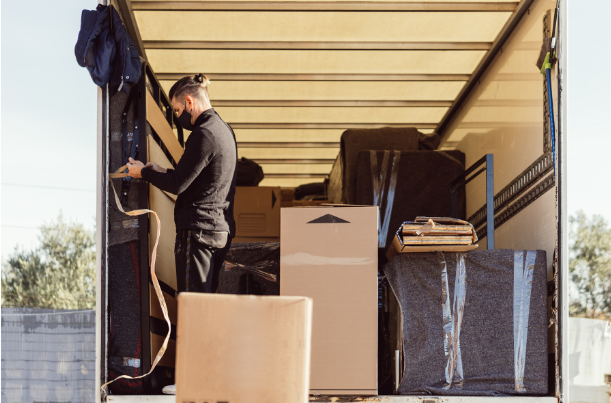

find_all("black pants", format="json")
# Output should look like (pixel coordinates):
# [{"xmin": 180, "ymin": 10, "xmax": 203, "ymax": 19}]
[{"xmin": 174, "ymin": 229, "xmax": 232, "ymax": 294}]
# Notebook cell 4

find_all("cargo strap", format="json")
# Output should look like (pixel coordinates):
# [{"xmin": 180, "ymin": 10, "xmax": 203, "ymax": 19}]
[{"xmin": 101, "ymin": 166, "xmax": 171, "ymax": 394}]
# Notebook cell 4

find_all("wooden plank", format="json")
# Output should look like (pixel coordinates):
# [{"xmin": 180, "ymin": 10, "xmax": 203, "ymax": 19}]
[
  {"xmin": 146, "ymin": 91, "xmax": 184, "ymax": 162},
  {"xmin": 148, "ymin": 137, "xmax": 178, "ymax": 291},
  {"xmin": 150, "ymin": 333, "xmax": 176, "ymax": 368},
  {"xmin": 149, "ymin": 284, "xmax": 178, "ymax": 325}
]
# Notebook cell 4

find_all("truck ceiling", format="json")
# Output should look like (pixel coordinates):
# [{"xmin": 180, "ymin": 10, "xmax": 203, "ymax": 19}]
[{"xmin": 115, "ymin": 0, "xmax": 532, "ymax": 187}]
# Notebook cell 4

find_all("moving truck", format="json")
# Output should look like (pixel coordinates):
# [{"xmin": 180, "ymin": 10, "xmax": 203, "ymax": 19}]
[{"xmin": 95, "ymin": 0, "xmax": 569, "ymax": 401}]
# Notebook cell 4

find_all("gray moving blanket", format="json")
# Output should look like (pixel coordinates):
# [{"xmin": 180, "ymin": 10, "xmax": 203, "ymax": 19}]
[
  {"xmin": 385, "ymin": 250, "xmax": 548, "ymax": 396},
  {"xmin": 356, "ymin": 150, "xmax": 466, "ymax": 248},
  {"xmin": 329, "ymin": 127, "xmax": 421, "ymax": 204}
]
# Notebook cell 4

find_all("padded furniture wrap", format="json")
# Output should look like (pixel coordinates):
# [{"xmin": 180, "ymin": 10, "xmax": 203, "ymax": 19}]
[
  {"xmin": 385, "ymin": 250, "xmax": 548, "ymax": 396},
  {"xmin": 339, "ymin": 128, "xmax": 420, "ymax": 204},
  {"xmin": 356, "ymin": 150, "xmax": 466, "ymax": 248}
]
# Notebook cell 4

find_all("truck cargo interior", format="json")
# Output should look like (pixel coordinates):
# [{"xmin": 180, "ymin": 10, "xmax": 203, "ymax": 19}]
[{"xmin": 95, "ymin": 0, "xmax": 568, "ymax": 401}]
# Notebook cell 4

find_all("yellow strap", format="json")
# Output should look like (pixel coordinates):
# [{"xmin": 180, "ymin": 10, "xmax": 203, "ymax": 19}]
[{"xmin": 101, "ymin": 166, "xmax": 172, "ymax": 394}]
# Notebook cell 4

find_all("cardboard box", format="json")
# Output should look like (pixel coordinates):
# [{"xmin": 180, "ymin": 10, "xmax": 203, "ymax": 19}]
[
  {"xmin": 175, "ymin": 293, "xmax": 313, "ymax": 403},
  {"xmin": 280, "ymin": 206, "xmax": 378, "ymax": 395},
  {"xmin": 234, "ymin": 186, "xmax": 281, "ymax": 238}
]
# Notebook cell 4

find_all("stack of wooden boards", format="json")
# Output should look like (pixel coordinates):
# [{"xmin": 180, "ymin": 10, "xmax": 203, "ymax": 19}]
[{"xmin": 387, "ymin": 217, "xmax": 478, "ymax": 259}]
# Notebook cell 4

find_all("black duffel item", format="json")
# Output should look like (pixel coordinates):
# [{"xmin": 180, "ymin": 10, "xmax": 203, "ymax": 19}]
[
  {"xmin": 236, "ymin": 157, "xmax": 264, "ymax": 186},
  {"xmin": 294, "ymin": 182, "xmax": 327, "ymax": 200},
  {"xmin": 386, "ymin": 250, "xmax": 548, "ymax": 396},
  {"xmin": 217, "ymin": 242, "xmax": 280, "ymax": 295}
]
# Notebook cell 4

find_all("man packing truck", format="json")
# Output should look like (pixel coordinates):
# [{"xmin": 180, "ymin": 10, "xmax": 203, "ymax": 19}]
[{"xmin": 80, "ymin": 0, "xmax": 568, "ymax": 402}]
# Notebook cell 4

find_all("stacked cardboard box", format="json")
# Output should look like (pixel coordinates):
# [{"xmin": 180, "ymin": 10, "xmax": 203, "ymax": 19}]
[{"xmin": 233, "ymin": 186, "xmax": 280, "ymax": 242}]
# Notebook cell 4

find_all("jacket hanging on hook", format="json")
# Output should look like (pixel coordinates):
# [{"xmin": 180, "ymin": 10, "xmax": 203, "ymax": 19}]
[{"xmin": 75, "ymin": 5, "xmax": 142, "ymax": 97}]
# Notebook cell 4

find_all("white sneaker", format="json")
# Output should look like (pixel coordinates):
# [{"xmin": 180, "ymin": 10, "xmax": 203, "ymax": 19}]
[{"xmin": 162, "ymin": 384, "xmax": 176, "ymax": 395}]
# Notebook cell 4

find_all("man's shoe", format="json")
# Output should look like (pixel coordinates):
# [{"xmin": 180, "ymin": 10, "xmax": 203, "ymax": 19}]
[{"xmin": 162, "ymin": 384, "xmax": 176, "ymax": 395}]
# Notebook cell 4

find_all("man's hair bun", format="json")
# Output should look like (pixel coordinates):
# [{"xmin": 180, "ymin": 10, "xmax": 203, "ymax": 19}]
[{"xmin": 195, "ymin": 73, "xmax": 204, "ymax": 83}]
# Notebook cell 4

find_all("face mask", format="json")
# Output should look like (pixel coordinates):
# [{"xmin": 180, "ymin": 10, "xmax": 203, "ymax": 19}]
[{"xmin": 177, "ymin": 101, "xmax": 194, "ymax": 131}]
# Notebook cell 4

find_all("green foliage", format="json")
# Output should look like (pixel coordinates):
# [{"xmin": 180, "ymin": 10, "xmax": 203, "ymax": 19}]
[
  {"xmin": 1, "ymin": 214, "xmax": 96, "ymax": 309},
  {"xmin": 569, "ymin": 210, "xmax": 611, "ymax": 319}
]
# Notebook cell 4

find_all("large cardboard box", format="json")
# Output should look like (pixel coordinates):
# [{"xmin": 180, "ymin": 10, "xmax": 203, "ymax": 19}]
[
  {"xmin": 234, "ymin": 186, "xmax": 281, "ymax": 238},
  {"xmin": 280, "ymin": 206, "xmax": 378, "ymax": 395},
  {"xmin": 175, "ymin": 293, "xmax": 313, "ymax": 403}
]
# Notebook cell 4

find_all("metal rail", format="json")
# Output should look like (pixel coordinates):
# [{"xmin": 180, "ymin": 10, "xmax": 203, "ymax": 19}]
[{"xmin": 450, "ymin": 154, "xmax": 494, "ymax": 250}]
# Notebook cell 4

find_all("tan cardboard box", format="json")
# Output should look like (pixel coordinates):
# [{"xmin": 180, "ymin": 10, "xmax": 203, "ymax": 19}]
[
  {"xmin": 234, "ymin": 186, "xmax": 281, "ymax": 238},
  {"xmin": 280, "ymin": 206, "xmax": 378, "ymax": 395},
  {"xmin": 175, "ymin": 293, "xmax": 313, "ymax": 403}
]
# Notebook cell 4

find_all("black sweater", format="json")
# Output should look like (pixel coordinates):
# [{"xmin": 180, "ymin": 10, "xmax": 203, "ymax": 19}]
[{"xmin": 141, "ymin": 108, "xmax": 237, "ymax": 236}]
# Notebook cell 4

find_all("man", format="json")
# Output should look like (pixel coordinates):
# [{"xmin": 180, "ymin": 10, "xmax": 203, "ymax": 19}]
[{"xmin": 127, "ymin": 73, "xmax": 237, "ymax": 296}]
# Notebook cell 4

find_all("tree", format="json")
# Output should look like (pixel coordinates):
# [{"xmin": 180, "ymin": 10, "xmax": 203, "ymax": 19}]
[
  {"xmin": 569, "ymin": 210, "xmax": 611, "ymax": 319},
  {"xmin": 1, "ymin": 214, "xmax": 96, "ymax": 309}
]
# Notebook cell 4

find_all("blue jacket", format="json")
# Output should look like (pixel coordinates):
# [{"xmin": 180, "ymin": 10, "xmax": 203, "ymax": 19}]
[{"xmin": 75, "ymin": 5, "xmax": 141, "ymax": 96}]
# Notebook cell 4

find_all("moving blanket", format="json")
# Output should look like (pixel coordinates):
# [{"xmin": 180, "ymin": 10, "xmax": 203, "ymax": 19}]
[
  {"xmin": 386, "ymin": 250, "xmax": 548, "ymax": 396},
  {"xmin": 217, "ymin": 242, "xmax": 280, "ymax": 295},
  {"xmin": 329, "ymin": 127, "xmax": 421, "ymax": 204},
  {"xmin": 356, "ymin": 150, "xmax": 466, "ymax": 249}
]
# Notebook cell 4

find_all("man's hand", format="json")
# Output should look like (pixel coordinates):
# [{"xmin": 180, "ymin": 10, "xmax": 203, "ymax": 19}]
[
  {"xmin": 127, "ymin": 157, "xmax": 145, "ymax": 178},
  {"xmin": 145, "ymin": 161, "xmax": 167, "ymax": 174}
]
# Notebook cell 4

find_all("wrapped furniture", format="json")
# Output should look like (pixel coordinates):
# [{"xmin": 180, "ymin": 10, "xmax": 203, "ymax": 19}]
[
  {"xmin": 356, "ymin": 150, "xmax": 466, "ymax": 248},
  {"xmin": 217, "ymin": 242, "xmax": 280, "ymax": 295},
  {"xmin": 385, "ymin": 250, "xmax": 548, "ymax": 396},
  {"xmin": 328, "ymin": 127, "xmax": 439, "ymax": 204}
]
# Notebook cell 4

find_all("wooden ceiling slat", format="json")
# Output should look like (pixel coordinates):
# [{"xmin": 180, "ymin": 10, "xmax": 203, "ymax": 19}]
[
  {"xmin": 238, "ymin": 142, "xmax": 340, "ymax": 148},
  {"xmin": 230, "ymin": 123, "xmax": 438, "ymax": 129},
  {"xmin": 133, "ymin": 2, "xmax": 518, "ymax": 12},
  {"xmin": 157, "ymin": 73, "xmax": 471, "ymax": 81},
  {"xmin": 145, "ymin": 49, "xmax": 485, "ymax": 75},
  {"xmin": 213, "ymin": 100, "xmax": 453, "ymax": 107},
  {"xmin": 144, "ymin": 41, "xmax": 492, "ymax": 50}
]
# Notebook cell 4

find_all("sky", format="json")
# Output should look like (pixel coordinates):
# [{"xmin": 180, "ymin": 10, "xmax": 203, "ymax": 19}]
[{"xmin": 1, "ymin": 0, "xmax": 610, "ymax": 260}]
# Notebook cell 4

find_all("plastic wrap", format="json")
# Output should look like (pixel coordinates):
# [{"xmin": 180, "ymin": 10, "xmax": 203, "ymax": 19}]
[
  {"xmin": 513, "ymin": 250, "xmax": 537, "ymax": 392},
  {"xmin": 441, "ymin": 253, "xmax": 466, "ymax": 390},
  {"xmin": 371, "ymin": 150, "xmax": 401, "ymax": 248},
  {"xmin": 217, "ymin": 242, "xmax": 280, "ymax": 295},
  {"xmin": 385, "ymin": 250, "xmax": 548, "ymax": 395}
]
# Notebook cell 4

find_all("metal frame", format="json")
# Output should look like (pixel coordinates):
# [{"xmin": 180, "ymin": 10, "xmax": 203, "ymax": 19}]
[
  {"xmin": 557, "ymin": 0, "xmax": 568, "ymax": 400},
  {"xmin": 95, "ymin": 81, "xmax": 110, "ymax": 403},
  {"xmin": 468, "ymin": 152, "xmax": 553, "ymax": 229},
  {"xmin": 450, "ymin": 154, "xmax": 494, "ymax": 250}
]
